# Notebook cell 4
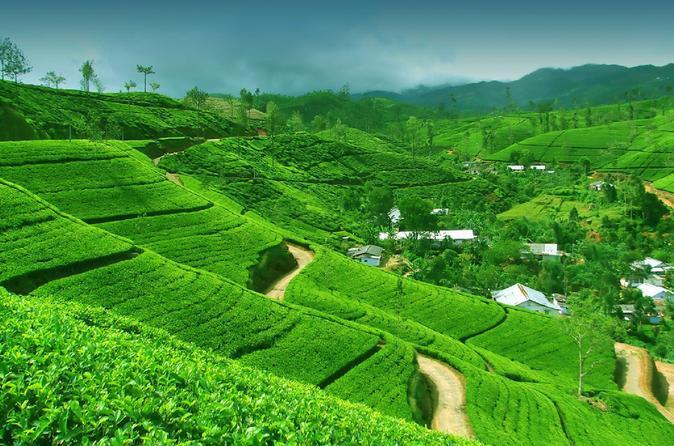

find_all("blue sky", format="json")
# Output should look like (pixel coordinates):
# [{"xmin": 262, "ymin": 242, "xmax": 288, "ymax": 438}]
[{"xmin": 3, "ymin": 0, "xmax": 674, "ymax": 96}]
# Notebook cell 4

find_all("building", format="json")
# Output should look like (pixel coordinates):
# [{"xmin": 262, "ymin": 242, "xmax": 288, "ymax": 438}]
[
  {"xmin": 589, "ymin": 181, "xmax": 606, "ymax": 191},
  {"xmin": 524, "ymin": 243, "xmax": 563, "ymax": 261},
  {"xmin": 636, "ymin": 283, "xmax": 673, "ymax": 302},
  {"xmin": 491, "ymin": 283, "xmax": 563, "ymax": 315},
  {"xmin": 530, "ymin": 164, "xmax": 546, "ymax": 171},
  {"xmin": 618, "ymin": 304, "xmax": 636, "ymax": 321},
  {"xmin": 629, "ymin": 257, "xmax": 672, "ymax": 287},
  {"xmin": 378, "ymin": 229, "xmax": 476, "ymax": 245},
  {"xmin": 431, "ymin": 208, "xmax": 449, "ymax": 216},
  {"xmin": 507, "ymin": 165, "xmax": 525, "ymax": 172},
  {"xmin": 388, "ymin": 207, "xmax": 401, "ymax": 226},
  {"xmin": 347, "ymin": 245, "xmax": 384, "ymax": 267}
]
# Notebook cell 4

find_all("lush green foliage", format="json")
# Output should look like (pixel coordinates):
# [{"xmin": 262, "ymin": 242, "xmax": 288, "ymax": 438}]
[
  {"xmin": 0, "ymin": 291, "xmax": 477, "ymax": 445},
  {"xmin": 99, "ymin": 207, "xmax": 282, "ymax": 285},
  {"xmin": 468, "ymin": 308, "xmax": 616, "ymax": 389},
  {"xmin": 0, "ymin": 140, "xmax": 211, "ymax": 222},
  {"xmin": 0, "ymin": 180, "xmax": 131, "ymax": 286},
  {"xmin": 0, "ymin": 80, "xmax": 242, "ymax": 140}
]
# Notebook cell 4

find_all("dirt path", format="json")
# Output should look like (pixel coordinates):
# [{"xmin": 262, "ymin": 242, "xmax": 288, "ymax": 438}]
[
  {"xmin": 416, "ymin": 354, "xmax": 474, "ymax": 438},
  {"xmin": 645, "ymin": 182, "xmax": 674, "ymax": 209},
  {"xmin": 165, "ymin": 172, "xmax": 182, "ymax": 186},
  {"xmin": 615, "ymin": 343, "xmax": 674, "ymax": 423},
  {"xmin": 265, "ymin": 243, "xmax": 315, "ymax": 300},
  {"xmin": 655, "ymin": 361, "xmax": 674, "ymax": 416}
]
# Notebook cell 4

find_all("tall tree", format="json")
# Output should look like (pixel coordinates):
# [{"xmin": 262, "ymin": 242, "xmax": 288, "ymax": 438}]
[
  {"xmin": 136, "ymin": 65, "xmax": 155, "ymax": 93},
  {"xmin": 124, "ymin": 80, "xmax": 137, "ymax": 92},
  {"xmin": 4, "ymin": 39, "xmax": 31, "ymax": 83},
  {"xmin": 40, "ymin": 71, "xmax": 66, "ymax": 89},
  {"xmin": 79, "ymin": 60, "xmax": 97, "ymax": 93},
  {"xmin": 564, "ymin": 295, "xmax": 619, "ymax": 397},
  {"xmin": 0, "ymin": 37, "xmax": 14, "ymax": 81},
  {"xmin": 184, "ymin": 86, "xmax": 208, "ymax": 109}
]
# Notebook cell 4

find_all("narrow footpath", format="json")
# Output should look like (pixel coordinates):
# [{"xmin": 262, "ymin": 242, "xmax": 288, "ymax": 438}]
[
  {"xmin": 615, "ymin": 343, "xmax": 674, "ymax": 423},
  {"xmin": 265, "ymin": 242, "xmax": 315, "ymax": 300},
  {"xmin": 416, "ymin": 354, "xmax": 475, "ymax": 438}
]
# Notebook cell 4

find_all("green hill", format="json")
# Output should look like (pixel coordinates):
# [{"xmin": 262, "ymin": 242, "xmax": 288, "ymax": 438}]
[
  {"xmin": 0, "ymin": 290, "xmax": 476, "ymax": 446},
  {"xmin": 0, "ymin": 81, "xmax": 243, "ymax": 141}
]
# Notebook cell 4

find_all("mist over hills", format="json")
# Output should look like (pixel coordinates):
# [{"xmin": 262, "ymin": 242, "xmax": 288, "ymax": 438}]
[{"xmin": 358, "ymin": 63, "xmax": 674, "ymax": 114}]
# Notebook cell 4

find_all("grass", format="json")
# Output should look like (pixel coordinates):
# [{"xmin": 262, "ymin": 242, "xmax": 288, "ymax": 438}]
[{"xmin": 498, "ymin": 193, "xmax": 625, "ymax": 224}]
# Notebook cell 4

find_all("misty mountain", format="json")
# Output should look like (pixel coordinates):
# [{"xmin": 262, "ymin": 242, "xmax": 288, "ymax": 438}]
[{"xmin": 358, "ymin": 63, "xmax": 674, "ymax": 114}]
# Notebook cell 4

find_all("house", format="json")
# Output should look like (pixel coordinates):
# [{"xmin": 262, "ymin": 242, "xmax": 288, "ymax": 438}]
[
  {"xmin": 347, "ymin": 245, "xmax": 384, "ymax": 267},
  {"xmin": 431, "ymin": 208, "xmax": 449, "ymax": 216},
  {"xmin": 589, "ymin": 180, "xmax": 606, "ymax": 191},
  {"xmin": 507, "ymin": 165, "xmax": 525, "ymax": 172},
  {"xmin": 618, "ymin": 304, "xmax": 636, "ymax": 321},
  {"xmin": 629, "ymin": 257, "xmax": 672, "ymax": 286},
  {"xmin": 636, "ymin": 283, "xmax": 673, "ymax": 302},
  {"xmin": 388, "ymin": 207, "xmax": 401, "ymax": 225},
  {"xmin": 378, "ymin": 229, "xmax": 476, "ymax": 245},
  {"xmin": 524, "ymin": 243, "xmax": 563, "ymax": 261},
  {"xmin": 530, "ymin": 164, "xmax": 546, "ymax": 171},
  {"xmin": 491, "ymin": 283, "xmax": 563, "ymax": 315}
]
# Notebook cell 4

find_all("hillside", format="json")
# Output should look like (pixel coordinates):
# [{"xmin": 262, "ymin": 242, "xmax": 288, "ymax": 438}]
[
  {"xmin": 0, "ymin": 290, "xmax": 477, "ymax": 445},
  {"xmin": 1, "ymin": 86, "xmax": 673, "ymax": 445},
  {"xmin": 0, "ymin": 81, "xmax": 243, "ymax": 140},
  {"xmin": 360, "ymin": 64, "xmax": 674, "ymax": 114}
]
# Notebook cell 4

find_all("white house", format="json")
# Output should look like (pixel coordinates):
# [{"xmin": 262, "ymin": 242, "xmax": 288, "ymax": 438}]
[
  {"xmin": 388, "ymin": 207, "xmax": 401, "ymax": 225},
  {"xmin": 530, "ymin": 164, "xmax": 546, "ymax": 171},
  {"xmin": 378, "ymin": 229, "xmax": 476, "ymax": 245},
  {"xmin": 491, "ymin": 283, "xmax": 563, "ymax": 315},
  {"xmin": 507, "ymin": 165, "xmax": 525, "ymax": 172},
  {"xmin": 431, "ymin": 208, "xmax": 449, "ymax": 215},
  {"xmin": 636, "ymin": 283, "xmax": 673, "ymax": 302},
  {"xmin": 629, "ymin": 257, "xmax": 672, "ymax": 287},
  {"xmin": 347, "ymin": 245, "xmax": 384, "ymax": 267},
  {"xmin": 589, "ymin": 180, "xmax": 606, "ymax": 191},
  {"xmin": 524, "ymin": 243, "xmax": 563, "ymax": 261}
]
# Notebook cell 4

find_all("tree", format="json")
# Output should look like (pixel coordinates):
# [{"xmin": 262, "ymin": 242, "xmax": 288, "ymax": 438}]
[
  {"xmin": 150, "ymin": 82, "xmax": 160, "ymax": 92},
  {"xmin": 641, "ymin": 192, "xmax": 668, "ymax": 227},
  {"xmin": 0, "ymin": 37, "xmax": 11, "ymax": 80},
  {"xmin": 266, "ymin": 101, "xmax": 283, "ymax": 168},
  {"xmin": 287, "ymin": 111, "xmax": 304, "ymax": 132},
  {"xmin": 40, "ymin": 71, "xmax": 66, "ymax": 89},
  {"xmin": 184, "ymin": 87, "xmax": 208, "ymax": 109},
  {"xmin": 79, "ymin": 60, "xmax": 98, "ymax": 93},
  {"xmin": 367, "ymin": 186, "xmax": 394, "ymax": 226},
  {"xmin": 136, "ymin": 65, "xmax": 155, "ymax": 93},
  {"xmin": 123, "ymin": 80, "xmax": 137, "ymax": 93},
  {"xmin": 564, "ymin": 295, "xmax": 619, "ymax": 397},
  {"xmin": 399, "ymin": 197, "xmax": 435, "ymax": 232},
  {"xmin": 4, "ymin": 40, "xmax": 31, "ymax": 83}
]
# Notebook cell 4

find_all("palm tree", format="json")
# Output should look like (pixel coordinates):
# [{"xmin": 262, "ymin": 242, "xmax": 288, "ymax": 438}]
[{"xmin": 136, "ymin": 65, "xmax": 155, "ymax": 93}]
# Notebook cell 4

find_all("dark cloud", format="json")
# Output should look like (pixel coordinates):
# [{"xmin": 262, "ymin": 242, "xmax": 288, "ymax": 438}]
[{"xmin": 3, "ymin": 0, "xmax": 674, "ymax": 96}]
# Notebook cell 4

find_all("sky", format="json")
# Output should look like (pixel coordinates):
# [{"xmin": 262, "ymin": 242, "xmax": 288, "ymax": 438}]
[{"xmin": 3, "ymin": 0, "xmax": 674, "ymax": 97}]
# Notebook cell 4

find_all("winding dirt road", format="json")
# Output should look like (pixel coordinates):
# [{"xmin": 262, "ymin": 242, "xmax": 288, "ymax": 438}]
[
  {"xmin": 416, "ymin": 354, "xmax": 474, "ymax": 438},
  {"xmin": 655, "ymin": 361, "xmax": 674, "ymax": 418},
  {"xmin": 615, "ymin": 343, "xmax": 674, "ymax": 423},
  {"xmin": 265, "ymin": 243, "xmax": 314, "ymax": 300}
]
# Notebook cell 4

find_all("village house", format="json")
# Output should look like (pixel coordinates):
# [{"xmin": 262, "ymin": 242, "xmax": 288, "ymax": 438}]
[
  {"xmin": 379, "ymin": 229, "xmax": 476, "ymax": 245},
  {"xmin": 636, "ymin": 283, "xmax": 673, "ymax": 303},
  {"xmin": 530, "ymin": 164, "xmax": 546, "ymax": 171},
  {"xmin": 628, "ymin": 257, "xmax": 672, "ymax": 287},
  {"xmin": 507, "ymin": 165, "xmax": 525, "ymax": 172},
  {"xmin": 523, "ymin": 243, "xmax": 563, "ymax": 261},
  {"xmin": 589, "ymin": 180, "xmax": 607, "ymax": 191},
  {"xmin": 618, "ymin": 304, "xmax": 636, "ymax": 321},
  {"xmin": 347, "ymin": 245, "xmax": 384, "ymax": 267},
  {"xmin": 491, "ymin": 283, "xmax": 563, "ymax": 315},
  {"xmin": 388, "ymin": 207, "xmax": 401, "ymax": 226}
]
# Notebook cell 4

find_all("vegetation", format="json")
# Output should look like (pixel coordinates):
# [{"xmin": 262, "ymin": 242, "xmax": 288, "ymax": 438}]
[{"xmin": 0, "ymin": 290, "xmax": 477, "ymax": 445}]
